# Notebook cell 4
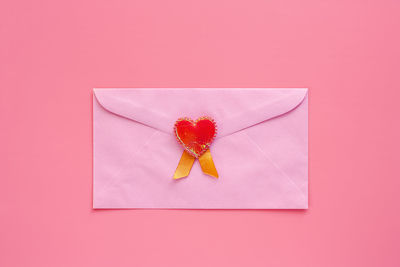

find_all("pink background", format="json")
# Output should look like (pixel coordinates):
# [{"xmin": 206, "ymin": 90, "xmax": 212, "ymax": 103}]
[{"xmin": 1, "ymin": 0, "xmax": 399, "ymax": 266}]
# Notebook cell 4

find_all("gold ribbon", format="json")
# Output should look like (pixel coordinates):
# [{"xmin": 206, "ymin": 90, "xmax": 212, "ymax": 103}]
[{"xmin": 173, "ymin": 149, "xmax": 219, "ymax": 179}]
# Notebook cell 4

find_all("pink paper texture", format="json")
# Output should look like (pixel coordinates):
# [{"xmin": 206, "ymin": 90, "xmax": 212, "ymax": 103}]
[
  {"xmin": 1, "ymin": 0, "xmax": 400, "ymax": 266},
  {"xmin": 93, "ymin": 88, "xmax": 308, "ymax": 209}
]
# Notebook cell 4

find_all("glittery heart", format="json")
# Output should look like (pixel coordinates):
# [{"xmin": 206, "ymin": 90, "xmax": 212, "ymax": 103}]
[{"xmin": 174, "ymin": 117, "xmax": 217, "ymax": 158}]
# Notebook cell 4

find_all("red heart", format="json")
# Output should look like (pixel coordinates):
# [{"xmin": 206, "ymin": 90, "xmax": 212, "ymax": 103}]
[{"xmin": 174, "ymin": 117, "xmax": 217, "ymax": 158}]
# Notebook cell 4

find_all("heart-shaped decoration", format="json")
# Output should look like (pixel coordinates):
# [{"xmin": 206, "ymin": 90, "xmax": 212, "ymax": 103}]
[{"xmin": 174, "ymin": 117, "xmax": 217, "ymax": 158}]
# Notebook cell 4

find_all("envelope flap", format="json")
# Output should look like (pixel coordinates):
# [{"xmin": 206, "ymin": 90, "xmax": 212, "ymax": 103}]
[{"xmin": 93, "ymin": 88, "xmax": 308, "ymax": 137}]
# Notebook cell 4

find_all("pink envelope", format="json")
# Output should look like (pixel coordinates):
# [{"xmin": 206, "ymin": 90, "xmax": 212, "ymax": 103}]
[{"xmin": 93, "ymin": 88, "xmax": 308, "ymax": 209}]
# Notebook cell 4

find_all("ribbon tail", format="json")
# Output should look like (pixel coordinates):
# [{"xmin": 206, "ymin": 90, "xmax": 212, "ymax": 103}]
[
  {"xmin": 199, "ymin": 149, "xmax": 219, "ymax": 178},
  {"xmin": 173, "ymin": 150, "xmax": 196, "ymax": 179}
]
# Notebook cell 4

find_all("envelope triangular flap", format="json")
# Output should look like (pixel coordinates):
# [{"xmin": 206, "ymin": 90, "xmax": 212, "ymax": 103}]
[{"xmin": 94, "ymin": 88, "xmax": 308, "ymax": 137}]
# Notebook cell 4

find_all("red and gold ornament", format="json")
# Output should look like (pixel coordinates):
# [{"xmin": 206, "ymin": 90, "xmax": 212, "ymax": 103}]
[{"xmin": 173, "ymin": 117, "xmax": 219, "ymax": 179}]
